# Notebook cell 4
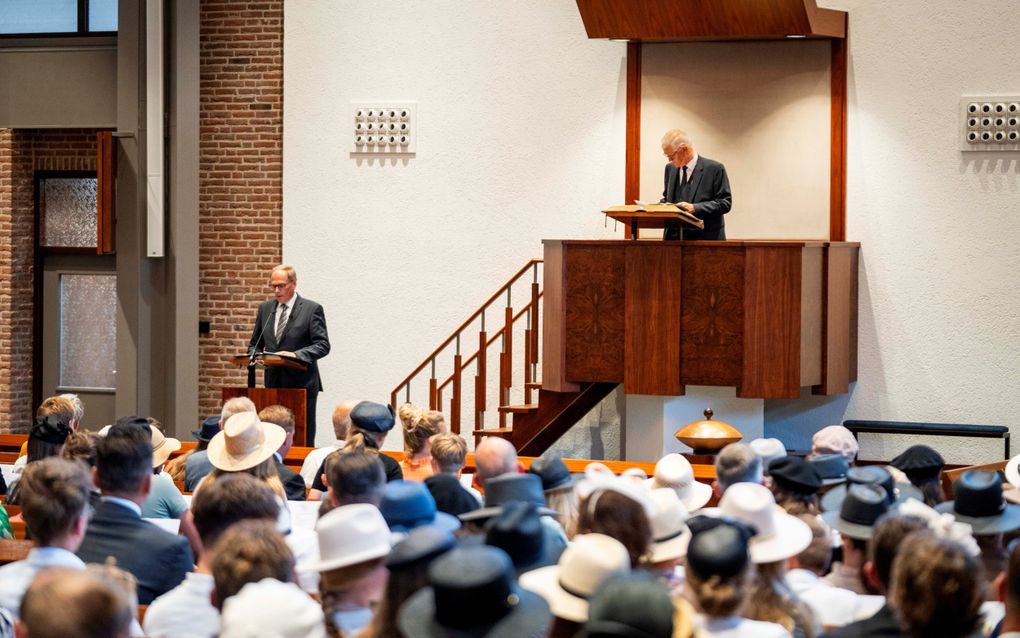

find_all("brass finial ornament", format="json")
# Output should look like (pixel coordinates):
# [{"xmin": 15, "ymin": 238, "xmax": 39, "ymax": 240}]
[{"xmin": 674, "ymin": 408, "xmax": 742, "ymax": 453}]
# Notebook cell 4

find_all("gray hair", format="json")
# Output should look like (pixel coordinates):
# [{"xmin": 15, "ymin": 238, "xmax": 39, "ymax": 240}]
[
  {"xmin": 220, "ymin": 396, "xmax": 258, "ymax": 424},
  {"xmin": 715, "ymin": 443, "xmax": 762, "ymax": 493},
  {"xmin": 59, "ymin": 393, "xmax": 86, "ymax": 424},
  {"xmin": 660, "ymin": 129, "xmax": 692, "ymax": 154}
]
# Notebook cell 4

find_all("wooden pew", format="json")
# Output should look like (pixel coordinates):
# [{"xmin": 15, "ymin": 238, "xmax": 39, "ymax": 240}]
[{"xmin": 0, "ymin": 539, "xmax": 32, "ymax": 565}]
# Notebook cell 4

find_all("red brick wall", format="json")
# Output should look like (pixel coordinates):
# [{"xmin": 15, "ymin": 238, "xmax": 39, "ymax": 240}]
[
  {"xmin": 198, "ymin": 1, "xmax": 284, "ymax": 417},
  {"xmin": 0, "ymin": 129, "xmax": 97, "ymax": 433}
]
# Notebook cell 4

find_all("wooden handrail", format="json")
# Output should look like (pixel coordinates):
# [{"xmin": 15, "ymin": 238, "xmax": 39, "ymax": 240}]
[
  {"xmin": 390, "ymin": 259, "xmax": 542, "ymax": 406},
  {"xmin": 435, "ymin": 294, "xmax": 543, "ymax": 395}
]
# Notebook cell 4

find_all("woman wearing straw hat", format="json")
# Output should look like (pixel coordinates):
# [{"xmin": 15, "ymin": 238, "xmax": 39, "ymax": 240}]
[{"xmin": 197, "ymin": 412, "xmax": 287, "ymax": 500}]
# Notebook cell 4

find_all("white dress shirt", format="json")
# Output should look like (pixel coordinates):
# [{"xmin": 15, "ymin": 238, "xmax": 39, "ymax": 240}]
[
  {"xmin": 786, "ymin": 568, "xmax": 863, "ymax": 628},
  {"xmin": 143, "ymin": 572, "xmax": 218, "ymax": 638},
  {"xmin": 0, "ymin": 547, "xmax": 86, "ymax": 617},
  {"xmin": 299, "ymin": 440, "xmax": 344, "ymax": 488}
]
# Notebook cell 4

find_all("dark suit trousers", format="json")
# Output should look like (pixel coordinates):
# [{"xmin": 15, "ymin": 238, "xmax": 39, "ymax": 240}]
[
  {"xmin": 305, "ymin": 391, "xmax": 317, "ymax": 446},
  {"xmin": 663, "ymin": 226, "xmax": 726, "ymax": 241}
]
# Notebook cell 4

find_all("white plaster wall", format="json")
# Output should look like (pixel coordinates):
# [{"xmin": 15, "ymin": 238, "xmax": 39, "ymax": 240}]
[
  {"xmin": 767, "ymin": 0, "xmax": 1020, "ymax": 466},
  {"xmin": 639, "ymin": 41, "xmax": 831, "ymax": 239},
  {"xmin": 283, "ymin": 1, "xmax": 626, "ymax": 446}
]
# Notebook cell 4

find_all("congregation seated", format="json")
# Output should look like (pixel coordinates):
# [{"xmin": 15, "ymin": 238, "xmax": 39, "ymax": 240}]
[
  {"xmin": 298, "ymin": 399, "xmax": 355, "ymax": 488},
  {"xmin": 12, "ymin": 390, "xmax": 1020, "ymax": 638},
  {"xmin": 184, "ymin": 397, "xmax": 255, "ymax": 492}
]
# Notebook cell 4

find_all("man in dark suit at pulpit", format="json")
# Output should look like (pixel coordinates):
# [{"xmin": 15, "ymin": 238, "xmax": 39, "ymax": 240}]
[
  {"xmin": 248, "ymin": 265, "xmax": 331, "ymax": 445},
  {"xmin": 660, "ymin": 128, "xmax": 733, "ymax": 240}
]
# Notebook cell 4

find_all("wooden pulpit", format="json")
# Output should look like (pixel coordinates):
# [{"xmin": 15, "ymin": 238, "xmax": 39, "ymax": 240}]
[{"xmin": 225, "ymin": 354, "xmax": 309, "ymax": 445}]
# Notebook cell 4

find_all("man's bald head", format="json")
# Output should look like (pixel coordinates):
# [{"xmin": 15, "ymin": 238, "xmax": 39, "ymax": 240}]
[
  {"xmin": 331, "ymin": 399, "xmax": 359, "ymax": 442},
  {"xmin": 474, "ymin": 437, "xmax": 518, "ymax": 483},
  {"xmin": 19, "ymin": 568, "xmax": 132, "ymax": 638}
]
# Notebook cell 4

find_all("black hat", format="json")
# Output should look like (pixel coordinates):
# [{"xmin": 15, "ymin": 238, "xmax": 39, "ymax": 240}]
[
  {"xmin": 686, "ymin": 520, "xmax": 751, "ymax": 580},
  {"xmin": 768, "ymin": 457, "xmax": 823, "ymax": 494},
  {"xmin": 398, "ymin": 545, "xmax": 552, "ymax": 638},
  {"xmin": 528, "ymin": 456, "xmax": 573, "ymax": 492},
  {"xmin": 426, "ymin": 473, "xmax": 481, "ymax": 518},
  {"xmin": 582, "ymin": 573, "xmax": 674, "ymax": 638},
  {"xmin": 114, "ymin": 415, "xmax": 150, "ymax": 430},
  {"xmin": 821, "ymin": 483, "xmax": 889, "ymax": 540},
  {"xmin": 386, "ymin": 525, "xmax": 457, "ymax": 571},
  {"xmin": 935, "ymin": 470, "xmax": 1020, "ymax": 535},
  {"xmin": 809, "ymin": 454, "xmax": 850, "ymax": 486},
  {"xmin": 30, "ymin": 415, "xmax": 72, "ymax": 445},
  {"xmin": 351, "ymin": 401, "xmax": 396, "ymax": 434},
  {"xmin": 460, "ymin": 474, "xmax": 558, "ymax": 522},
  {"xmin": 192, "ymin": 415, "xmax": 220, "ymax": 443},
  {"xmin": 820, "ymin": 465, "xmax": 923, "ymax": 512},
  {"xmin": 485, "ymin": 502, "xmax": 553, "ymax": 575},
  {"xmin": 890, "ymin": 445, "xmax": 945, "ymax": 481}
]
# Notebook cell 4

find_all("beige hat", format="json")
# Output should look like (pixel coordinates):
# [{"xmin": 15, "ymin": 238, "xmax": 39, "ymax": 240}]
[
  {"xmin": 749, "ymin": 438, "xmax": 787, "ymax": 473},
  {"xmin": 645, "ymin": 453, "xmax": 712, "ymax": 512},
  {"xmin": 648, "ymin": 488, "xmax": 691, "ymax": 563},
  {"xmin": 310, "ymin": 504, "xmax": 391, "ymax": 572},
  {"xmin": 519, "ymin": 533, "xmax": 630, "ymax": 623},
  {"xmin": 207, "ymin": 412, "xmax": 286, "ymax": 472},
  {"xmin": 220, "ymin": 578, "xmax": 325, "ymax": 638},
  {"xmin": 719, "ymin": 482, "xmax": 812, "ymax": 564},
  {"xmin": 149, "ymin": 425, "xmax": 182, "ymax": 469},
  {"xmin": 812, "ymin": 425, "xmax": 859, "ymax": 461}
]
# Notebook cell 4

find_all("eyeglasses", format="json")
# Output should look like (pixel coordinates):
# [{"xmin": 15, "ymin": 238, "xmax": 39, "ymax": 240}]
[{"xmin": 270, "ymin": 283, "xmax": 290, "ymax": 290}]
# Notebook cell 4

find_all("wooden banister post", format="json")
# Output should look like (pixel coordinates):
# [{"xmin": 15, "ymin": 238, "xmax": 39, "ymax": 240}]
[{"xmin": 475, "ymin": 329, "xmax": 487, "ymax": 430}]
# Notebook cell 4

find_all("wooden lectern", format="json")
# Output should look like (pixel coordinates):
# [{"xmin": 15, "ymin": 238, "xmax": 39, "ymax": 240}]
[
  {"xmin": 225, "ymin": 354, "xmax": 309, "ymax": 446},
  {"xmin": 603, "ymin": 204, "xmax": 704, "ymax": 239}
]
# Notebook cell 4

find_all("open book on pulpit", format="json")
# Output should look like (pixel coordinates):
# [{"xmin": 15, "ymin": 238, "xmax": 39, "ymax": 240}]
[{"xmin": 603, "ymin": 202, "xmax": 704, "ymax": 237}]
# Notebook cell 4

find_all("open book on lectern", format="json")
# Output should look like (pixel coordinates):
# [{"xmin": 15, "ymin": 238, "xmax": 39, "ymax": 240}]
[{"xmin": 602, "ymin": 202, "xmax": 703, "ymax": 228}]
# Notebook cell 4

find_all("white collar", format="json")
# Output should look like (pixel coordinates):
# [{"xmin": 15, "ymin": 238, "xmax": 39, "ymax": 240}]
[
  {"xmin": 101, "ymin": 495, "xmax": 142, "ymax": 517},
  {"xmin": 27, "ymin": 547, "xmax": 86, "ymax": 569},
  {"xmin": 682, "ymin": 153, "xmax": 699, "ymax": 174},
  {"xmin": 279, "ymin": 294, "xmax": 298, "ymax": 312}
]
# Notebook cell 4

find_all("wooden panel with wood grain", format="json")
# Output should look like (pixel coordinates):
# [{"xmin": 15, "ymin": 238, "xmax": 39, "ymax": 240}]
[
  {"xmin": 624, "ymin": 243, "xmax": 682, "ymax": 395},
  {"xmin": 680, "ymin": 245, "xmax": 744, "ymax": 387},
  {"xmin": 739, "ymin": 245, "xmax": 802, "ymax": 398},
  {"xmin": 222, "ymin": 387, "xmax": 307, "ymax": 446},
  {"xmin": 563, "ymin": 244, "xmax": 626, "ymax": 382},
  {"xmin": 545, "ymin": 240, "xmax": 858, "ymax": 399},
  {"xmin": 575, "ymin": 0, "xmax": 846, "ymax": 41}
]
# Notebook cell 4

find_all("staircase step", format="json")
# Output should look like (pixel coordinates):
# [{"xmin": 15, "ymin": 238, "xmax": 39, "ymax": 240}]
[
  {"xmin": 498, "ymin": 403, "xmax": 539, "ymax": 415},
  {"xmin": 525, "ymin": 381, "xmax": 543, "ymax": 390},
  {"xmin": 472, "ymin": 427, "xmax": 513, "ymax": 439}
]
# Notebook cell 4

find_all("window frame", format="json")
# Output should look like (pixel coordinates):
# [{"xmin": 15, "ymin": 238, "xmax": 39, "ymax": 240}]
[{"xmin": 0, "ymin": 0, "xmax": 117, "ymax": 39}]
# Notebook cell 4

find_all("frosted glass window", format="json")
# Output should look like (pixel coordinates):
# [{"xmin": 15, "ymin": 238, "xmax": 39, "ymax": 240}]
[
  {"xmin": 59, "ymin": 274, "xmax": 116, "ymax": 390},
  {"xmin": 0, "ymin": 0, "xmax": 77, "ymax": 34},
  {"xmin": 40, "ymin": 178, "xmax": 98, "ymax": 248},
  {"xmin": 88, "ymin": 0, "xmax": 117, "ymax": 32}
]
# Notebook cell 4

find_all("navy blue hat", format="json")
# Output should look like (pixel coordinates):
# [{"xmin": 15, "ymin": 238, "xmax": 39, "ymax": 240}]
[
  {"xmin": 809, "ymin": 453, "xmax": 850, "ymax": 486},
  {"xmin": 386, "ymin": 525, "xmax": 457, "ymax": 571},
  {"xmin": 484, "ymin": 501, "xmax": 552, "ymax": 574},
  {"xmin": 460, "ymin": 473, "xmax": 558, "ymax": 522},
  {"xmin": 686, "ymin": 520, "xmax": 752, "ymax": 580},
  {"xmin": 351, "ymin": 401, "xmax": 396, "ymax": 434},
  {"xmin": 380, "ymin": 480, "xmax": 461, "ymax": 534},
  {"xmin": 769, "ymin": 457, "xmax": 823, "ymax": 495},
  {"xmin": 192, "ymin": 415, "xmax": 220, "ymax": 443},
  {"xmin": 528, "ymin": 456, "xmax": 573, "ymax": 492}
]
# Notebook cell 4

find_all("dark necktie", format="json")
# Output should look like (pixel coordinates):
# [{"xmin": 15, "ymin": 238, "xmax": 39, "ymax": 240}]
[
  {"xmin": 275, "ymin": 304, "xmax": 289, "ymax": 343},
  {"xmin": 679, "ymin": 166, "xmax": 689, "ymax": 201}
]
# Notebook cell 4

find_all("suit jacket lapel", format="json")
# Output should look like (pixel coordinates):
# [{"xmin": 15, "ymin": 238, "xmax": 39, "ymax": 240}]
[{"xmin": 686, "ymin": 157, "xmax": 706, "ymax": 202}]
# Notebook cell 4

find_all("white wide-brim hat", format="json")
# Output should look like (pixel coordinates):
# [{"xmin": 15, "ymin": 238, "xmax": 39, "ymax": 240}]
[
  {"xmin": 719, "ymin": 482, "xmax": 812, "ymax": 564},
  {"xmin": 309, "ymin": 503, "xmax": 392, "ymax": 572},
  {"xmin": 647, "ymin": 488, "xmax": 692, "ymax": 563},
  {"xmin": 207, "ymin": 411, "xmax": 285, "ymax": 472},
  {"xmin": 645, "ymin": 453, "xmax": 713, "ymax": 512},
  {"xmin": 519, "ymin": 533, "xmax": 630, "ymax": 623}
]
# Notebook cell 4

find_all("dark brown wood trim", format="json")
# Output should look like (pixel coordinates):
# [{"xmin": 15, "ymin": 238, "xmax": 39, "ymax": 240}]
[
  {"xmin": 624, "ymin": 41, "xmax": 642, "ymax": 238},
  {"xmin": 96, "ymin": 131, "xmax": 116, "ymax": 254},
  {"xmin": 829, "ymin": 19, "xmax": 848, "ymax": 241}
]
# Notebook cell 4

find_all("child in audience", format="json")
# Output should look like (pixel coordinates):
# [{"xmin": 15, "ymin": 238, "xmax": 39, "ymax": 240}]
[
  {"xmin": 210, "ymin": 519, "xmax": 296, "ymax": 610},
  {"xmin": 397, "ymin": 402, "xmax": 446, "ymax": 481},
  {"xmin": 424, "ymin": 433, "xmax": 479, "ymax": 516}
]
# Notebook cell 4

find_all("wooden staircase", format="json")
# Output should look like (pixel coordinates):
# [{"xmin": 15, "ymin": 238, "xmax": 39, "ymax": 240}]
[{"xmin": 391, "ymin": 260, "xmax": 612, "ymax": 454}]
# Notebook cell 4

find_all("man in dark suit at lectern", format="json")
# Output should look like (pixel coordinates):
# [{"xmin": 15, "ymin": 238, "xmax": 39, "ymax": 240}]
[
  {"xmin": 248, "ymin": 264, "xmax": 331, "ymax": 445},
  {"xmin": 660, "ymin": 129, "xmax": 732, "ymax": 240}
]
